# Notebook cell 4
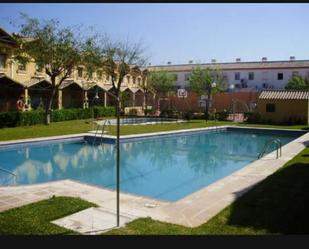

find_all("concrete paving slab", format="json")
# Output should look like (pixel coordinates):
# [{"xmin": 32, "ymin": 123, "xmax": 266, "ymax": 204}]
[{"xmin": 52, "ymin": 207, "xmax": 133, "ymax": 235}]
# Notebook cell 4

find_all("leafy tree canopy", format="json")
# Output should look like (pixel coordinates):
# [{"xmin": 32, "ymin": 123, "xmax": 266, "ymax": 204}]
[
  {"xmin": 147, "ymin": 70, "xmax": 176, "ymax": 97},
  {"xmin": 286, "ymin": 75, "xmax": 309, "ymax": 90},
  {"xmin": 189, "ymin": 66, "xmax": 227, "ymax": 97}
]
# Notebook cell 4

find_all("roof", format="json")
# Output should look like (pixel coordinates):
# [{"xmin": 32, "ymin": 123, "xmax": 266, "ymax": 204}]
[
  {"xmin": 149, "ymin": 60, "xmax": 309, "ymax": 72},
  {"xmin": 259, "ymin": 90, "xmax": 309, "ymax": 100},
  {"xmin": 0, "ymin": 27, "xmax": 17, "ymax": 46}
]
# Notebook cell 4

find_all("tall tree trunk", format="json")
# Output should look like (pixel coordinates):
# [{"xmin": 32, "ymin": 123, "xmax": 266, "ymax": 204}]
[
  {"xmin": 143, "ymin": 92, "xmax": 148, "ymax": 116},
  {"xmin": 45, "ymin": 78, "xmax": 57, "ymax": 125}
]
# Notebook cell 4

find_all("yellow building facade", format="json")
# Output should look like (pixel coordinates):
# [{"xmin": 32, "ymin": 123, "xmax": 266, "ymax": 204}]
[
  {"xmin": 257, "ymin": 90, "xmax": 309, "ymax": 125},
  {"xmin": 0, "ymin": 27, "xmax": 145, "ymax": 113}
]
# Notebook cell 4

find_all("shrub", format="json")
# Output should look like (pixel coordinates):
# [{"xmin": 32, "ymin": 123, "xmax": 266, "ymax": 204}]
[
  {"xmin": 160, "ymin": 109, "xmax": 174, "ymax": 118},
  {"xmin": 183, "ymin": 111, "xmax": 194, "ymax": 120},
  {"xmin": 0, "ymin": 112, "xmax": 20, "ymax": 128},
  {"xmin": 216, "ymin": 111, "xmax": 229, "ymax": 121},
  {"xmin": 93, "ymin": 106, "xmax": 115, "ymax": 118},
  {"xmin": 0, "ymin": 106, "xmax": 115, "ymax": 128},
  {"xmin": 244, "ymin": 112, "xmax": 261, "ymax": 123},
  {"xmin": 128, "ymin": 108, "xmax": 138, "ymax": 116},
  {"xmin": 192, "ymin": 112, "xmax": 205, "ymax": 119}
]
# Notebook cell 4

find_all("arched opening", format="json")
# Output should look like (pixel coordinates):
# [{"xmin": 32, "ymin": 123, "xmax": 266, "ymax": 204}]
[
  {"xmin": 28, "ymin": 80, "xmax": 56, "ymax": 110},
  {"xmin": 61, "ymin": 82, "xmax": 84, "ymax": 108},
  {"xmin": 0, "ymin": 76, "xmax": 24, "ymax": 112}
]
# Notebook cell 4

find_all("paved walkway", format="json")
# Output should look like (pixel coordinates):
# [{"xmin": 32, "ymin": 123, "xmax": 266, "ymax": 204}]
[{"xmin": 0, "ymin": 127, "xmax": 308, "ymax": 234}]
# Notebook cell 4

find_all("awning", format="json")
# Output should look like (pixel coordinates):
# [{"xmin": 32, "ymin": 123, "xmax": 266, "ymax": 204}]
[
  {"xmin": 59, "ymin": 80, "xmax": 83, "ymax": 90},
  {"xmin": 0, "ymin": 74, "xmax": 25, "ymax": 87},
  {"xmin": 27, "ymin": 78, "xmax": 51, "ymax": 88},
  {"xmin": 120, "ymin": 86, "xmax": 129, "ymax": 92},
  {"xmin": 28, "ymin": 80, "xmax": 52, "ymax": 90},
  {"xmin": 129, "ymin": 87, "xmax": 144, "ymax": 93}
]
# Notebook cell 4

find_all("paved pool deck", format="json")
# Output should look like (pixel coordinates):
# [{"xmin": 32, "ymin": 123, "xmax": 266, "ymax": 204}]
[{"xmin": 0, "ymin": 126, "xmax": 308, "ymax": 234}]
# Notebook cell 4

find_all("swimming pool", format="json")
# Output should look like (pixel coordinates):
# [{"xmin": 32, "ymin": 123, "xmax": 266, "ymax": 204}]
[{"xmin": 0, "ymin": 127, "xmax": 304, "ymax": 201}]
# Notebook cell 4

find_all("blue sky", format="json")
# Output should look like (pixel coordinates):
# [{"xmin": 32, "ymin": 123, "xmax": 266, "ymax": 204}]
[{"xmin": 0, "ymin": 3, "xmax": 309, "ymax": 65}]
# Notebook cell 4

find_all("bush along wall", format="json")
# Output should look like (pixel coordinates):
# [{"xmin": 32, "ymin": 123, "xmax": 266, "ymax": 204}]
[{"xmin": 0, "ymin": 106, "xmax": 115, "ymax": 128}]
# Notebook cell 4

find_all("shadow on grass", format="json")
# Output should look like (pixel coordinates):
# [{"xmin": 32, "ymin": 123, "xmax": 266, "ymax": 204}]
[{"xmin": 226, "ymin": 162, "xmax": 309, "ymax": 234}]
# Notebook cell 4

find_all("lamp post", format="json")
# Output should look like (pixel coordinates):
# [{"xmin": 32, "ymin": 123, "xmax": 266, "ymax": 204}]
[
  {"xmin": 211, "ymin": 82, "xmax": 216, "ymax": 119},
  {"xmin": 229, "ymin": 84, "xmax": 235, "ymax": 122},
  {"xmin": 91, "ymin": 88, "xmax": 100, "ymax": 130}
]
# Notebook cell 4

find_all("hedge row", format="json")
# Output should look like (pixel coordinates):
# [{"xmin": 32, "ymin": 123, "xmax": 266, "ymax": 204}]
[
  {"xmin": 244, "ymin": 111, "xmax": 307, "ymax": 125},
  {"xmin": 0, "ymin": 106, "xmax": 115, "ymax": 128}
]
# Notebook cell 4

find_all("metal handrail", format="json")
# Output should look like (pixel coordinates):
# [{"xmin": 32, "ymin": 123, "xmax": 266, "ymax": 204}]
[
  {"xmin": 0, "ymin": 167, "xmax": 17, "ymax": 185},
  {"xmin": 258, "ymin": 138, "xmax": 282, "ymax": 159},
  {"xmin": 99, "ymin": 120, "xmax": 111, "ymax": 144},
  {"xmin": 92, "ymin": 119, "xmax": 111, "ymax": 145}
]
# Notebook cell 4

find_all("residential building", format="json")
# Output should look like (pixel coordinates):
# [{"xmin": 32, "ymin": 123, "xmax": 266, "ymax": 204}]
[
  {"xmin": 149, "ymin": 58, "xmax": 309, "ymax": 91},
  {"xmin": 0, "ymin": 27, "xmax": 145, "ymax": 112},
  {"xmin": 257, "ymin": 90, "xmax": 309, "ymax": 125}
]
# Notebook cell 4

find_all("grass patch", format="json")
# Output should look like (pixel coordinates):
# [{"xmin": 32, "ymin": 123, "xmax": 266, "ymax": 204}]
[
  {"xmin": 0, "ymin": 196, "xmax": 96, "ymax": 235},
  {"xmin": 105, "ymin": 147, "xmax": 309, "ymax": 235},
  {"xmin": 0, "ymin": 118, "xmax": 307, "ymax": 142},
  {"xmin": 0, "ymin": 119, "xmax": 232, "ymax": 141}
]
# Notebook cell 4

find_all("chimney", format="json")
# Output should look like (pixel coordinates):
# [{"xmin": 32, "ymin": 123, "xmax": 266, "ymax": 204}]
[
  {"xmin": 211, "ymin": 59, "xmax": 216, "ymax": 63},
  {"xmin": 167, "ymin": 61, "xmax": 172, "ymax": 65},
  {"xmin": 289, "ymin": 56, "xmax": 295, "ymax": 61},
  {"xmin": 188, "ymin": 60, "xmax": 193, "ymax": 64},
  {"xmin": 262, "ymin": 57, "xmax": 267, "ymax": 62},
  {"xmin": 236, "ymin": 58, "xmax": 241, "ymax": 62}
]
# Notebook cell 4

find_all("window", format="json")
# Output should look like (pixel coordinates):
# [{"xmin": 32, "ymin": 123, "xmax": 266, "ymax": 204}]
[
  {"xmin": 248, "ymin": 72, "xmax": 254, "ymax": 80},
  {"xmin": 35, "ymin": 64, "xmax": 44, "ymax": 73},
  {"xmin": 97, "ymin": 70, "xmax": 103, "ymax": 80},
  {"xmin": 18, "ymin": 61, "xmax": 26, "ymax": 71},
  {"xmin": 137, "ymin": 77, "xmax": 141, "ymax": 85},
  {"xmin": 77, "ymin": 67, "xmax": 83, "ymax": 78},
  {"xmin": 126, "ymin": 75, "xmax": 130, "ymax": 84},
  {"xmin": 184, "ymin": 73, "xmax": 191, "ymax": 81},
  {"xmin": 235, "ymin": 72, "xmax": 240, "ymax": 80},
  {"xmin": 0, "ymin": 54, "xmax": 6, "ymax": 68},
  {"xmin": 262, "ymin": 83, "xmax": 269, "ymax": 89},
  {"xmin": 266, "ymin": 103, "xmax": 276, "ymax": 113},
  {"xmin": 277, "ymin": 73, "xmax": 283, "ymax": 80},
  {"xmin": 132, "ymin": 76, "xmax": 136, "ymax": 84}
]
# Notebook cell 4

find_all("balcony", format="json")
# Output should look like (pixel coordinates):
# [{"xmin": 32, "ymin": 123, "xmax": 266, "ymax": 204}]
[{"xmin": 0, "ymin": 67, "xmax": 7, "ymax": 75}]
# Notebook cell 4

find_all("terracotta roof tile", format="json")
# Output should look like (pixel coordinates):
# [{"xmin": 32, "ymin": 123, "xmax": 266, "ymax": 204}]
[{"xmin": 259, "ymin": 90, "xmax": 309, "ymax": 100}]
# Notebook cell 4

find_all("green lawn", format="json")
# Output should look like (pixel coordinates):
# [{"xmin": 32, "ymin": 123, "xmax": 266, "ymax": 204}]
[
  {"xmin": 0, "ymin": 118, "xmax": 308, "ymax": 142},
  {"xmin": 0, "ymin": 196, "xmax": 96, "ymax": 235},
  {"xmin": 105, "ymin": 147, "xmax": 309, "ymax": 235}
]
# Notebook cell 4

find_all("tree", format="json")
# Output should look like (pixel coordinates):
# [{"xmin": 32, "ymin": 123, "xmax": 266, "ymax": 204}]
[
  {"xmin": 189, "ymin": 66, "xmax": 226, "ymax": 121},
  {"xmin": 11, "ymin": 14, "xmax": 103, "ymax": 124},
  {"xmin": 146, "ymin": 70, "xmax": 176, "ymax": 112},
  {"xmin": 286, "ymin": 75, "xmax": 309, "ymax": 90}
]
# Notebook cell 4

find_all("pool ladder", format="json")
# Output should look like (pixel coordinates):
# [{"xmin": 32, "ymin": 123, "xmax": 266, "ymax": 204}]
[
  {"xmin": 0, "ymin": 167, "xmax": 17, "ymax": 186},
  {"xmin": 92, "ymin": 119, "xmax": 111, "ymax": 145},
  {"xmin": 258, "ymin": 138, "xmax": 282, "ymax": 159}
]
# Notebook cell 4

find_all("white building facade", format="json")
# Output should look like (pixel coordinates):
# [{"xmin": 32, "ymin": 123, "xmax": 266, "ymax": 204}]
[{"xmin": 149, "ymin": 58, "xmax": 309, "ymax": 92}]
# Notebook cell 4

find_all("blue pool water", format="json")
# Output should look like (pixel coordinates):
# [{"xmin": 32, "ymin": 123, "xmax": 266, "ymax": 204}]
[{"xmin": 0, "ymin": 128, "xmax": 302, "ymax": 201}]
